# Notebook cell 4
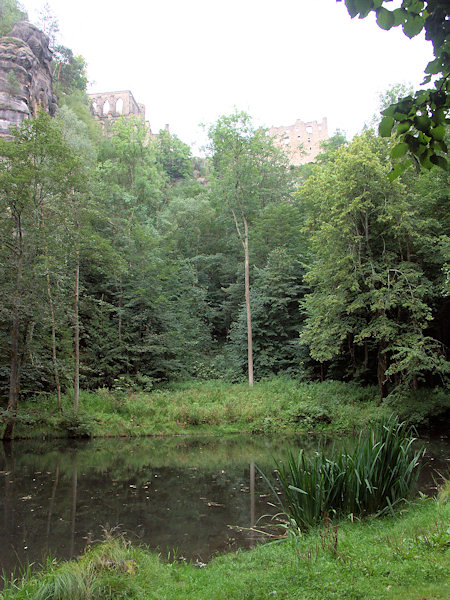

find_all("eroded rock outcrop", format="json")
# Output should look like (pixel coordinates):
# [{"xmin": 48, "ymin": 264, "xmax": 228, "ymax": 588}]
[{"xmin": 0, "ymin": 22, "xmax": 57, "ymax": 137}]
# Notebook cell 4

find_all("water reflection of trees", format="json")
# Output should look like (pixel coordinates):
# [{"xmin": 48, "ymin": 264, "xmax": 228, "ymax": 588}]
[{"xmin": 0, "ymin": 434, "xmax": 447, "ymax": 578}]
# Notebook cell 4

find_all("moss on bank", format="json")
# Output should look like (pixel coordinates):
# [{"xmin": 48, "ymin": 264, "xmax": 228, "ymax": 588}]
[
  {"xmin": 3, "ymin": 378, "xmax": 449, "ymax": 439},
  {"xmin": 3, "ymin": 497, "xmax": 449, "ymax": 600}
]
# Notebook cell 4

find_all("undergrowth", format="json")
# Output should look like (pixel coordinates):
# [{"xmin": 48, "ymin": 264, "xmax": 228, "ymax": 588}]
[{"xmin": 4, "ymin": 378, "xmax": 449, "ymax": 439}]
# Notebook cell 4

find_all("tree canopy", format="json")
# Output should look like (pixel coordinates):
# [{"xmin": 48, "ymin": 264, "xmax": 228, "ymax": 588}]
[{"xmin": 338, "ymin": 0, "xmax": 449, "ymax": 176}]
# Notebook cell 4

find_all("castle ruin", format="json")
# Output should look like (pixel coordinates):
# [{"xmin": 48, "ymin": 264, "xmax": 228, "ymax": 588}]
[
  {"xmin": 269, "ymin": 118, "xmax": 328, "ymax": 165},
  {"xmin": 88, "ymin": 90, "xmax": 154, "ymax": 133}
]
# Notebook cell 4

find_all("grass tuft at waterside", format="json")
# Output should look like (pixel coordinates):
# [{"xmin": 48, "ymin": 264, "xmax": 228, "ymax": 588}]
[
  {"xmin": 266, "ymin": 419, "xmax": 424, "ymax": 531},
  {"xmin": 5, "ymin": 378, "xmax": 449, "ymax": 439},
  {"xmin": 2, "ymin": 494, "xmax": 448, "ymax": 600}
]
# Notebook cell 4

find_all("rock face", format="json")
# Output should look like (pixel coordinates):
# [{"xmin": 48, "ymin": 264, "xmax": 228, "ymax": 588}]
[{"xmin": 0, "ymin": 22, "xmax": 57, "ymax": 137}]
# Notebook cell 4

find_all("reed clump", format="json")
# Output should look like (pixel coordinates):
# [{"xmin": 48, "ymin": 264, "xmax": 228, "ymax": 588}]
[{"xmin": 269, "ymin": 418, "xmax": 424, "ymax": 530}]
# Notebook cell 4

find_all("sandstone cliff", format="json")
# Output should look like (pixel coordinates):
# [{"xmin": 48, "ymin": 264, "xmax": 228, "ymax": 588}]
[{"xmin": 0, "ymin": 21, "xmax": 57, "ymax": 137}]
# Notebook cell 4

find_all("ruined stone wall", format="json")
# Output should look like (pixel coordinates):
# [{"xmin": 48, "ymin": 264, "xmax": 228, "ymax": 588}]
[
  {"xmin": 0, "ymin": 22, "xmax": 57, "ymax": 138},
  {"xmin": 269, "ymin": 118, "xmax": 328, "ymax": 165},
  {"xmin": 88, "ymin": 90, "xmax": 152, "ymax": 132}
]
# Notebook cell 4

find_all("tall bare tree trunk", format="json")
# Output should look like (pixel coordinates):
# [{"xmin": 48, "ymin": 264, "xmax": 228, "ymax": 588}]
[
  {"xmin": 377, "ymin": 342, "xmax": 388, "ymax": 401},
  {"xmin": 45, "ymin": 267, "xmax": 61, "ymax": 411},
  {"xmin": 243, "ymin": 217, "xmax": 254, "ymax": 387},
  {"xmin": 73, "ymin": 247, "xmax": 79, "ymax": 413},
  {"xmin": 4, "ymin": 311, "xmax": 20, "ymax": 441},
  {"xmin": 231, "ymin": 206, "xmax": 254, "ymax": 387},
  {"xmin": 3, "ymin": 220, "xmax": 24, "ymax": 440},
  {"xmin": 73, "ymin": 193, "xmax": 80, "ymax": 413},
  {"xmin": 118, "ymin": 275, "xmax": 123, "ymax": 344}
]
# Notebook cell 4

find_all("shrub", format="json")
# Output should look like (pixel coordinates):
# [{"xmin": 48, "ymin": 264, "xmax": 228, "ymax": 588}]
[{"xmin": 58, "ymin": 410, "xmax": 96, "ymax": 438}]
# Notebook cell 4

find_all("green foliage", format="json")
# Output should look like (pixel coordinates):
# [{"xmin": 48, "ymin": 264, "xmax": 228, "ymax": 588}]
[
  {"xmin": 155, "ymin": 128, "xmax": 193, "ymax": 181},
  {"xmin": 0, "ymin": 0, "xmax": 27, "ymax": 35},
  {"xmin": 339, "ymin": 0, "xmax": 449, "ymax": 175},
  {"xmin": 299, "ymin": 132, "xmax": 448, "ymax": 395},
  {"xmin": 53, "ymin": 45, "xmax": 88, "ymax": 96},
  {"xmin": 0, "ymin": 112, "xmax": 86, "ymax": 411},
  {"xmin": 269, "ymin": 419, "xmax": 423, "ymax": 530},
  {"xmin": 226, "ymin": 248, "xmax": 307, "ymax": 379},
  {"xmin": 57, "ymin": 409, "xmax": 96, "ymax": 438}
]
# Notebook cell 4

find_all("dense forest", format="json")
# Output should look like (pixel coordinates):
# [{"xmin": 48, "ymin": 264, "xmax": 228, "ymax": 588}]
[{"xmin": 0, "ymin": 1, "xmax": 448, "ymax": 437}]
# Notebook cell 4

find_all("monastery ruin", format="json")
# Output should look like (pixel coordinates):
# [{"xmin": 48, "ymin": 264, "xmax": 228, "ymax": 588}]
[
  {"xmin": 88, "ymin": 90, "xmax": 160, "ymax": 134},
  {"xmin": 269, "ymin": 118, "xmax": 328, "ymax": 165}
]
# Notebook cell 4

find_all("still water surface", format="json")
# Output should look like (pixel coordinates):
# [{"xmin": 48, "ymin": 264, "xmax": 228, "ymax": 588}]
[{"xmin": 0, "ymin": 434, "xmax": 448, "ymax": 577}]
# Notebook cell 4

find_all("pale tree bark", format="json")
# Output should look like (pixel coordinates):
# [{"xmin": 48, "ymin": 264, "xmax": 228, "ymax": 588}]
[
  {"xmin": 73, "ymin": 245, "xmax": 80, "ymax": 413},
  {"xmin": 72, "ymin": 192, "xmax": 80, "ymax": 413},
  {"xmin": 243, "ymin": 216, "xmax": 254, "ymax": 387},
  {"xmin": 3, "ymin": 216, "xmax": 24, "ymax": 440},
  {"xmin": 45, "ymin": 264, "xmax": 61, "ymax": 411},
  {"xmin": 231, "ymin": 207, "xmax": 254, "ymax": 387}
]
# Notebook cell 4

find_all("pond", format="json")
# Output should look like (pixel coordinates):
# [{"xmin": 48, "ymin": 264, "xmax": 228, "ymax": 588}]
[{"xmin": 0, "ymin": 433, "xmax": 448, "ymax": 578}]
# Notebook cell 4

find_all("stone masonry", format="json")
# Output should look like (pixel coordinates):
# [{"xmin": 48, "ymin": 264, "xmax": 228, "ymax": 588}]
[
  {"xmin": 269, "ymin": 118, "xmax": 328, "ymax": 165},
  {"xmin": 88, "ymin": 90, "xmax": 153, "ymax": 133}
]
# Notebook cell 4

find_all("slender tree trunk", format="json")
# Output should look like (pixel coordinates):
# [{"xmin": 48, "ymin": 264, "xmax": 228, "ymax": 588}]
[
  {"xmin": 3, "ymin": 220, "xmax": 24, "ymax": 440},
  {"xmin": 73, "ymin": 193, "xmax": 80, "ymax": 413},
  {"xmin": 118, "ymin": 276, "xmax": 123, "ymax": 344},
  {"xmin": 4, "ymin": 313, "xmax": 20, "ymax": 440},
  {"xmin": 73, "ymin": 247, "xmax": 80, "ymax": 413},
  {"xmin": 243, "ymin": 216, "xmax": 253, "ymax": 387},
  {"xmin": 45, "ymin": 267, "xmax": 61, "ymax": 411},
  {"xmin": 231, "ymin": 206, "xmax": 254, "ymax": 387},
  {"xmin": 364, "ymin": 341, "xmax": 369, "ymax": 370},
  {"xmin": 377, "ymin": 342, "xmax": 388, "ymax": 400}
]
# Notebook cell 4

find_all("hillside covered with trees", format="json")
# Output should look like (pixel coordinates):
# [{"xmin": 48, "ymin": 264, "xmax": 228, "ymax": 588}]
[{"xmin": 0, "ymin": 1, "xmax": 448, "ymax": 440}]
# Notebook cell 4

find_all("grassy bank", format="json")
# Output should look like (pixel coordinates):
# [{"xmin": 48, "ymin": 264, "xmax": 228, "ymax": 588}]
[
  {"xmin": 3, "ymin": 495, "xmax": 449, "ymax": 600},
  {"xmin": 5, "ymin": 378, "xmax": 449, "ymax": 439}
]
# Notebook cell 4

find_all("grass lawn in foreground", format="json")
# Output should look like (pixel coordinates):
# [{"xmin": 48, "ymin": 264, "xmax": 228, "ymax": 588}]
[{"xmin": 3, "ymin": 496, "xmax": 449, "ymax": 599}]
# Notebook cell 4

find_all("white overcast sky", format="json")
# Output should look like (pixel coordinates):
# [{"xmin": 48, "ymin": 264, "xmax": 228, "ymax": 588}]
[{"xmin": 21, "ymin": 0, "xmax": 433, "ymax": 153}]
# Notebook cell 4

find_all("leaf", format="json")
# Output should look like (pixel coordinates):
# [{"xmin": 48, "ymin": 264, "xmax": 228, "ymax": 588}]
[
  {"xmin": 390, "ymin": 142, "xmax": 409, "ymax": 159},
  {"xmin": 381, "ymin": 105, "xmax": 396, "ymax": 118},
  {"xmin": 387, "ymin": 162, "xmax": 408, "ymax": 181},
  {"xmin": 392, "ymin": 8, "xmax": 406, "ymax": 26},
  {"xmin": 396, "ymin": 121, "xmax": 411, "ymax": 135},
  {"xmin": 376, "ymin": 7, "xmax": 395, "ymax": 30},
  {"xmin": 418, "ymin": 148, "xmax": 433, "ymax": 169},
  {"xmin": 425, "ymin": 57, "xmax": 442, "ymax": 75},
  {"xmin": 430, "ymin": 125, "xmax": 445, "ymax": 141},
  {"xmin": 432, "ymin": 109, "xmax": 446, "ymax": 126},
  {"xmin": 429, "ymin": 155, "xmax": 447, "ymax": 170},
  {"xmin": 379, "ymin": 116, "xmax": 395, "ymax": 138},
  {"xmin": 345, "ymin": 0, "xmax": 358, "ymax": 18},
  {"xmin": 402, "ymin": 15, "xmax": 424, "ymax": 38},
  {"xmin": 414, "ymin": 115, "xmax": 431, "ymax": 133},
  {"xmin": 354, "ymin": 0, "xmax": 373, "ymax": 18},
  {"xmin": 436, "ymin": 140, "xmax": 448, "ymax": 153}
]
